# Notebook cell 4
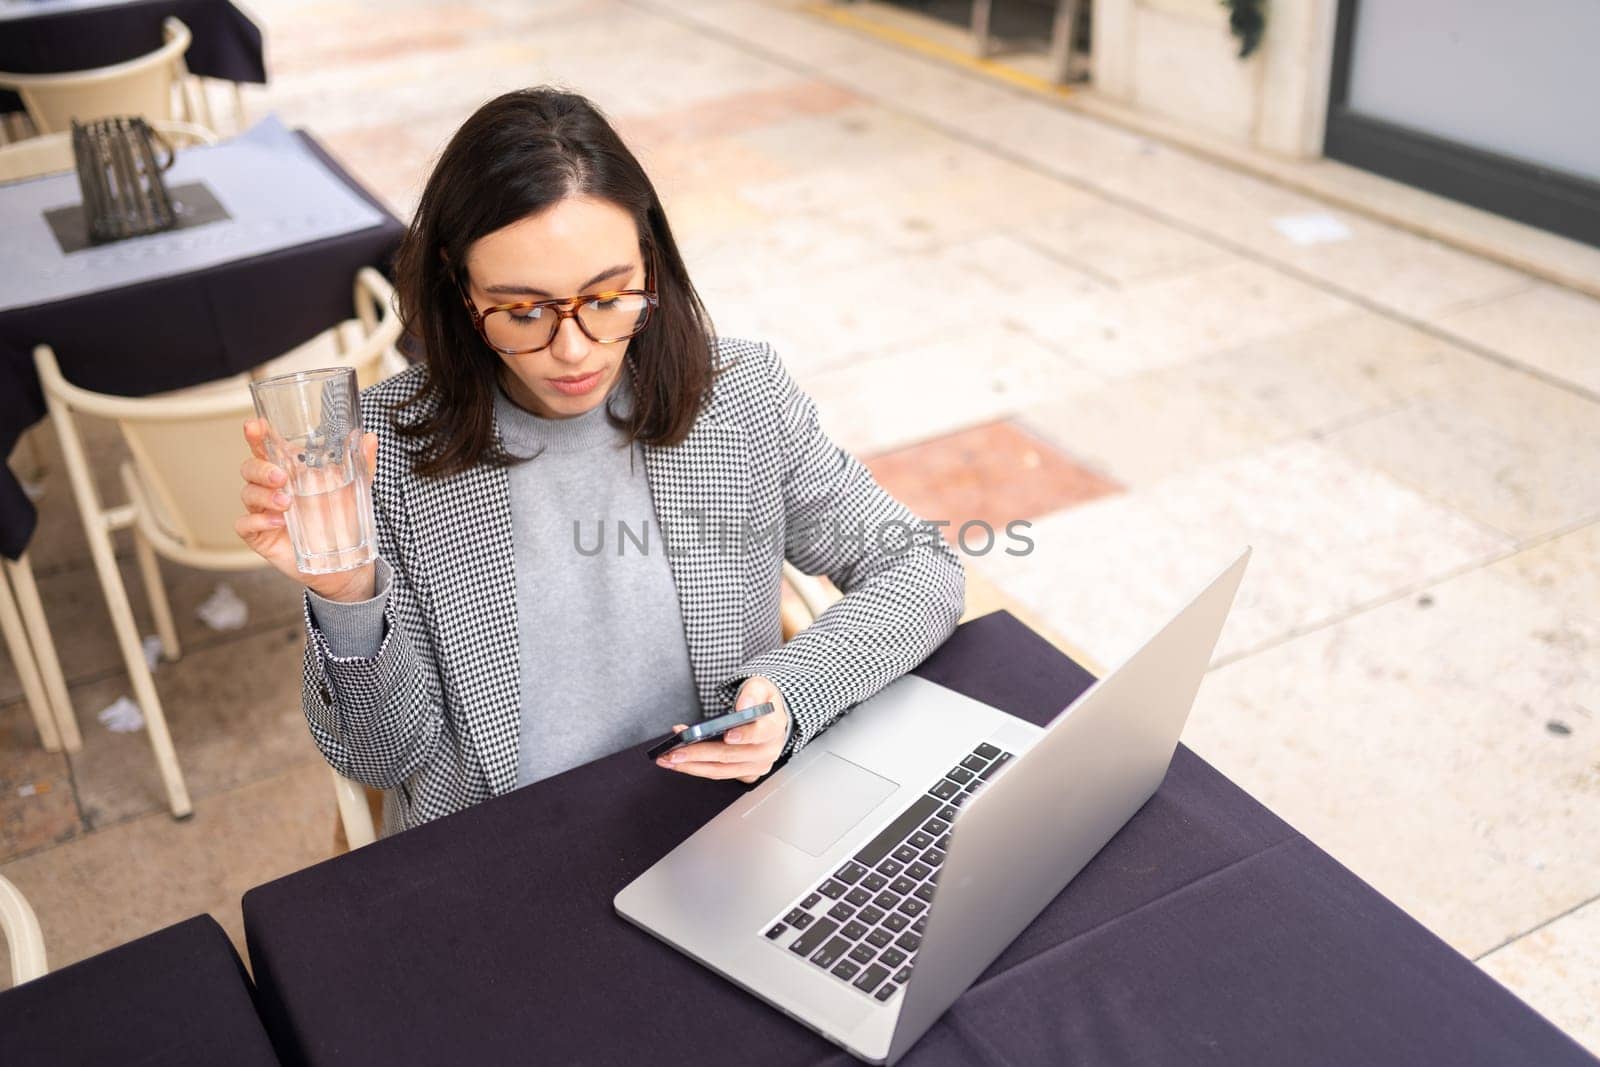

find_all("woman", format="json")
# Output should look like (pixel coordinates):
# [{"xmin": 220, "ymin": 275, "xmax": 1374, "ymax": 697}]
[{"xmin": 236, "ymin": 88, "xmax": 964, "ymax": 834}]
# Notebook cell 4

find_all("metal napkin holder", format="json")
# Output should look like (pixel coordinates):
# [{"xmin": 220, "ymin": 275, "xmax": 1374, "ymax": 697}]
[{"xmin": 71, "ymin": 116, "xmax": 179, "ymax": 244}]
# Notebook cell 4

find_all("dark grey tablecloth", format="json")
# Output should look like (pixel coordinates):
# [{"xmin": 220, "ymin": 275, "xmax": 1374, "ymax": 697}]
[
  {"xmin": 0, "ymin": 914, "xmax": 280, "ymax": 1065},
  {"xmin": 0, "ymin": 0, "xmax": 266, "ymax": 114},
  {"xmin": 241, "ymin": 611, "xmax": 1596, "ymax": 1066},
  {"xmin": 0, "ymin": 130, "xmax": 404, "ymax": 560}
]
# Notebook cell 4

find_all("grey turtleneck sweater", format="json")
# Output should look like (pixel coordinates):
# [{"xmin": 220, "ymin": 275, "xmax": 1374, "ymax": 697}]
[{"xmin": 307, "ymin": 373, "xmax": 701, "ymax": 788}]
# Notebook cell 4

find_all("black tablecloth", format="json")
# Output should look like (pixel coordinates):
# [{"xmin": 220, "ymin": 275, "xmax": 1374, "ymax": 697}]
[
  {"xmin": 0, "ymin": 913, "xmax": 280, "ymax": 1065},
  {"xmin": 241, "ymin": 611, "xmax": 1594, "ymax": 1066},
  {"xmin": 0, "ymin": 130, "xmax": 404, "ymax": 560},
  {"xmin": 0, "ymin": 0, "xmax": 266, "ymax": 113}
]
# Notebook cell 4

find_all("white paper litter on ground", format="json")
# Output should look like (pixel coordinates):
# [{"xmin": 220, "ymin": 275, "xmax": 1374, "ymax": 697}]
[
  {"xmin": 98, "ymin": 696, "xmax": 145, "ymax": 733},
  {"xmin": 20, "ymin": 477, "xmax": 44, "ymax": 501},
  {"xmin": 1272, "ymin": 213, "xmax": 1353, "ymax": 246},
  {"xmin": 142, "ymin": 634, "xmax": 163, "ymax": 671},
  {"xmin": 16, "ymin": 783, "xmax": 37, "ymax": 797},
  {"xmin": 196, "ymin": 583, "xmax": 248, "ymax": 631}
]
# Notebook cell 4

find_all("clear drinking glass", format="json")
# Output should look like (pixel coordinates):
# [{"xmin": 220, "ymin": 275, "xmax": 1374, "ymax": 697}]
[{"xmin": 249, "ymin": 367, "xmax": 377, "ymax": 575}]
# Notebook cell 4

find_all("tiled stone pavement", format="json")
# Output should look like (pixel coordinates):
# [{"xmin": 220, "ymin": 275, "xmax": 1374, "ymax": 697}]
[{"xmin": 2, "ymin": 0, "xmax": 1597, "ymax": 1052}]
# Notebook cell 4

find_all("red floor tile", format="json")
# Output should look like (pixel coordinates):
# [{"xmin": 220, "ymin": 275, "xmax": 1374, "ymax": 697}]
[{"xmin": 865, "ymin": 420, "xmax": 1122, "ymax": 539}]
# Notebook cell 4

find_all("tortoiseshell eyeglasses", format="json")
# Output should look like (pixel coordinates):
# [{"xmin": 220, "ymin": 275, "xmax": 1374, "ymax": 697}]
[{"xmin": 460, "ymin": 261, "xmax": 659, "ymax": 356}]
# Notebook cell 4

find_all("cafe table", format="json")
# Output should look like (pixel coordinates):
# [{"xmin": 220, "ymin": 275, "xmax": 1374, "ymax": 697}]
[
  {"xmin": 0, "ymin": 0, "xmax": 266, "ymax": 115},
  {"xmin": 0, "ymin": 914, "xmax": 280, "ymax": 1064},
  {"xmin": 241, "ymin": 610, "xmax": 1596, "ymax": 1066},
  {"xmin": 0, "ymin": 114, "xmax": 405, "ymax": 561}
]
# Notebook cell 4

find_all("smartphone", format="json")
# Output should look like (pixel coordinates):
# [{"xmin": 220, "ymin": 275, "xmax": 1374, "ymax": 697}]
[{"xmin": 646, "ymin": 702, "xmax": 777, "ymax": 762}]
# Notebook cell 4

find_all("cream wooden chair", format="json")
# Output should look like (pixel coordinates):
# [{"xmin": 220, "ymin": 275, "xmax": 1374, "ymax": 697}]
[
  {"xmin": 32, "ymin": 270, "xmax": 404, "ymax": 818},
  {"xmin": 0, "ymin": 118, "xmax": 215, "ymax": 184},
  {"xmin": 0, "ymin": 118, "xmax": 218, "ymax": 755},
  {"xmin": 0, "ymin": 18, "xmax": 193, "ymax": 135},
  {"xmin": 0, "ymin": 874, "xmax": 47, "ymax": 986}
]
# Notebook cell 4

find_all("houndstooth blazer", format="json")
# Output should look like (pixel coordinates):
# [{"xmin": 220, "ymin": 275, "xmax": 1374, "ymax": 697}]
[{"xmin": 299, "ymin": 337, "xmax": 965, "ymax": 832}]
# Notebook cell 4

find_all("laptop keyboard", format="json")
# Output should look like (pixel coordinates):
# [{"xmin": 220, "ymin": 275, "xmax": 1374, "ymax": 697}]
[{"xmin": 761, "ymin": 742, "xmax": 1015, "ymax": 1003}]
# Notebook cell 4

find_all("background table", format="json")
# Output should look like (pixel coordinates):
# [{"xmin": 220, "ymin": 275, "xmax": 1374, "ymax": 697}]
[
  {"xmin": 0, "ymin": 0, "xmax": 266, "ymax": 114},
  {"xmin": 0, "ymin": 913, "xmax": 280, "ymax": 1065},
  {"xmin": 241, "ymin": 611, "xmax": 1596, "ymax": 1066},
  {"xmin": 0, "ymin": 130, "xmax": 404, "ymax": 560}
]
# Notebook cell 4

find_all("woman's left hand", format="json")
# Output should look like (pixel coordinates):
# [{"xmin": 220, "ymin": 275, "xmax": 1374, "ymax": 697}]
[{"xmin": 657, "ymin": 676, "xmax": 790, "ymax": 784}]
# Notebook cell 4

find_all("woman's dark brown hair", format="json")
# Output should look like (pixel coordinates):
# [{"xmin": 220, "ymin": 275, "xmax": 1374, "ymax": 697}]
[{"xmin": 390, "ymin": 87, "xmax": 715, "ymax": 477}]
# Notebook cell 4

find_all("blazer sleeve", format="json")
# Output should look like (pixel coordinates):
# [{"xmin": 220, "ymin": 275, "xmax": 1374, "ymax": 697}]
[
  {"xmin": 298, "ymin": 460, "xmax": 444, "ymax": 790},
  {"xmin": 721, "ymin": 343, "xmax": 966, "ymax": 752}
]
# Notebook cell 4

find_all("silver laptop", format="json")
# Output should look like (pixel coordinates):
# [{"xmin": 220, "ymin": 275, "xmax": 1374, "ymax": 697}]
[{"xmin": 616, "ymin": 549, "xmax": 1250, "ymax": 1064}]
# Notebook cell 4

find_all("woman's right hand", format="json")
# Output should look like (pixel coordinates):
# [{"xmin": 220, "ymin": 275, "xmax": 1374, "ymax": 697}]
[{"xmin": 236, "ymin": 418, "xmax": 380, "ymax": 603}]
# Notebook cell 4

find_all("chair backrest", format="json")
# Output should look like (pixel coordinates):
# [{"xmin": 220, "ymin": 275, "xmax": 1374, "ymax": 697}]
[
  {"xmin": 33, "ymin": 269, "xmax": 406, "ymax": 561},
  {"xmin": 0, "ymin": 118, "xmax": 216, "ymax": 184},
  {"xmin": 116, "ymin": 376, "xmax": 260, "ymax": 557},
  {"xmin": 0, "ymin": 18, "xmax": 193, "ymax": 134},
  {"xmin": 0, "ymin": 874, "xmax": 47, "ymax": 986}
]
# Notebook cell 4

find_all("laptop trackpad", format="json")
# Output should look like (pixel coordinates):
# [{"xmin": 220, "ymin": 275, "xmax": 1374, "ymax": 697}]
[{"xmin": 743, "ymin": 753, "xmax": 898, "ymax": 856}]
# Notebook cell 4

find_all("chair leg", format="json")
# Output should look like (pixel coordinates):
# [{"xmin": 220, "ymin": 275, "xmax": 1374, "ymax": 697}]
[
  {"xmin": 0, "ymin": 564, "xmax": 59, "ymax": 751},
  {"xmin": 132, "ymin": 528, "xmax": 181, "ymax": 662},
  {"xmin": 83, "ymin": 527, "xmax": 192, "ymax": 817},
  {"xmin": 331, "ymin": 768, "xmax": 378, "ymax": 850},
  {"xmin": 5, "ymin": 554, "xmax": 79, "ymax": 752},
  {"xmin": 42, "ymin": 394, "xmax": 190, "ymax": 818},
  {"xmin": 194, "ymin": 77, "xmax": 216, "ymax": 133}
]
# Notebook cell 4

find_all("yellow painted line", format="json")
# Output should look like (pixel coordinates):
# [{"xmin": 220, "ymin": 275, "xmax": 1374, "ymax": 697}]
[{"xmin": 803, "ymin": 2, "xmax": 1074, "ymax": 101}]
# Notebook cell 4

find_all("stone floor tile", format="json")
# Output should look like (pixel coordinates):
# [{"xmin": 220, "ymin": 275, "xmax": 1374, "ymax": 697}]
[
  {"xmin": 683, "ymin": 210, "xmax": 893, "ymax": 300},
  {"xmin": 709, "ymin": 233, "xmax": 1104, "ymax": 378},
  {"xmin": 0, "ymin": 553, "xmax": 304, "ymax": 708},
  {"xmin": 956, "ymin": 93, "xmax": 1162, "ymax": 188},
  {"xmin": 731, "ymin": 103, "xmax": 949, "ymax": 175},
  {"xmin": 688, "ymin": 0, "xmax": 889, "ymax": 70},
  {"xmin": 801, "ymin": 319, "xmax": 1102, "ymax": 455},
  {"xmin": 864, "ymin": 420, "xmax": 1122, "ymax": 537},
  {"xmin": 981, "ymin": 439, "xmax": 1511, "ymax": 667},
  {"xmin": 1322, "ymin": 366, "xmax": 1600, "ymax": 541},
  {"xmin": 731, "ymin": 140, "xmax": 1094, "ymax": 268},
  {"xmin": 1431, "ymin": 283, "xmax": 1600, "ymax": 397},
  {"xmin": 317, "ymin": 115, "xmax": 459, "ymax": 215},
  {"xmin": 1182, "ymin": 540, "xmax": 1600, "ymax": 961},
  {"xmin": 1065, "ymin": 127, "xmax": 1328, "ymax": 238},
  {"xmin": 0, "ymin": 699, "xmax": 81, "ymax": 864},
  {"xmin": 660, "ymin": 186, "xmax": 775, "ymax": 248},
  {"xmin": 0, "ymin": 759, "xmax": 333, "ymax": 986},
  {"xmin": 267, "ymin": 8, "xmax": 471, "ymax": 77},
  {"xmin": 1492, "ymin": 521, "xmax": 1600, "ymax": 616},
  {"xmin": 1018, "ymin": 197, "xmax": 1230, "ymax": 286},
  {"xmin": 1264, "ymin": 216, "xmax": 1533, "ymax": 319},
  {"xmin": 1020, "ymin": 311, "xmax": 1497, "ymax": 487},
  {"xmin": 565, "ymin": 29, "xmax": 807, "ymax": 120},
  {"xmin": 636, "ymin": 133, "xmax": 793, "ymax": 205},
  {"xmin": 260, "ymin": 38, "xmax": 539, "ymax": 136},
  {"xmin": 1019, "ymin": 362, "xmax": 1286, "ymax": 490},
  {"xmin": 65, "ymin": 622, "xmax": 314, "ymax": 829},
  {"xmin": 1479, "ymin": 897, "xmax": 1600, "ymax": 1056},
  {"xmin": 1017, "ymin": 258, "xmax": 1357, "ymax": 380},
  {"xmin": 810, "ymin": 40, "xmax": 1031, "ymax": 126},
  {"xmin": 618, "ymin": 79, "xmax": 861, "ymax": 147}
]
